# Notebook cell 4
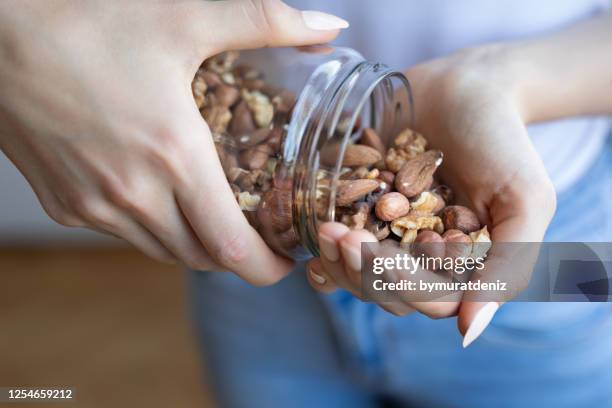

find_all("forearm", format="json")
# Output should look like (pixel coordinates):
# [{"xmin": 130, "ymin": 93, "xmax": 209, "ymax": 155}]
[{"xmin": 506, "ymin": 12, "xmax": 612, "ymax": 123}]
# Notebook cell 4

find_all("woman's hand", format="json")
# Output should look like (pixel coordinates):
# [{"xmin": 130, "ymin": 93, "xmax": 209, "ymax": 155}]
[
  {"xmin": 0, "ymin": 0, "xmax": 347, "ymax": 285},
  {"xmin": 307, "ymin": 45, "xmax": 557, "ymax": 340}
]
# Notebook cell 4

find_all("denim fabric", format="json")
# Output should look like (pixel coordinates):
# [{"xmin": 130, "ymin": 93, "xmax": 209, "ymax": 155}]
[{"xmin": 190, "ymin": 134, "xmax": 612, "ymax": 407}]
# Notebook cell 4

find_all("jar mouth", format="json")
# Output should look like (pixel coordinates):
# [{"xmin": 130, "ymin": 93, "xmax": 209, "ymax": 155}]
[{"xmin": 292, "ymin": 61, "xmax": 414, "ymax": 257}]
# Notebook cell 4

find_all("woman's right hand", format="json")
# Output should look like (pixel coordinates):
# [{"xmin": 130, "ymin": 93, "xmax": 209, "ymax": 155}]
[{"xmin": 0, "ymin": 0, "xmax": 347, "ymax": 285}]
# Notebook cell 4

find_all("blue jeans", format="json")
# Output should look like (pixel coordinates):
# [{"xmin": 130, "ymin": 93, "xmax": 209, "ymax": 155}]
[{"xmin": 190, "ymin": 135, "xmax": 612, "ymax": 407}]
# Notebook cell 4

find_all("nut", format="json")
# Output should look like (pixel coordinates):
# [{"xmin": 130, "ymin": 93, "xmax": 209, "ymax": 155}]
[
  {"xmin": 394, "ymin": 128, "xmax": 427, "ymax": 153},
  {"xmin": 271, "ymin": 90, "xmax": 296, "ymax": 114},
  {"xmin": 214, "ymin": 84, "xmax": 240, "ymax": 107},
  {"xmin": 412, "ymin": 230, "xmax": 445, "ymax": 260},
  {"xmin": 441, "ymin": 205, "xmax": 480, "ymax": 233},
  {"xmin": 411, "ymin": 191, "xmax": 441, "ymax": 214},
  {"xmin": 442, "ymin": 229, "xmax": 473, "ymax": 261},
  {"xmin": 236, "ymin": 128, "xmax": 270, "ymax": 149},
  {"xmin": 384, "ymin": 148, "xmax": 407, "ymax": 173},
  {"xmin": 335, "ymin": 179, "xmax": 379, "ymax": 206},
  {"xmin": 204, "ymin": 51, "xmax": 239, "ymax": 74},
  {"xmin": 378, "ymin": 170, "xmax": 395, "ymax": 185},
  {"xmin": 258, "ymin": 189, "xmax": 292, "ymax": 231},
  {"xmin": 229, "ymin": 100, "xmax": 256, "ymax": 137},
  {"xmin": 360, "ymin": 128, "xmax": 385, "ymax": 154},
  {"xmin": 200, "ymin": 70, "xmax": 222, "ymax": 88},
  {"xmin": 242, "ymin": 89, "xmax": 274, "ymax": 128},
  {"xmin": 390, "ymin": 212, "xmax": 444, "ymax": 244},
  {"xmin": 239, "ymin": 144, "xmax": 274, "ymax": 170},
  {"xmin": 394, "ymin": 149, "xmax": 443, "ymax": 198},
  {"xmin": 237, "ymin": 191, "xmax": 261, "ymax": 211},
  {"xmin": 221, "ymin": 72, "xmax": 236, "ymax": 85},
  {"xmin": 432, "ymin": 184, "xmax": 454, "ymax": 205},
  {"xmin": 375, "ymin": 192, "xmax": 411, "ymax": 221},
  {"xmin": 346, "ymin": 202, "xmax": 370, "ymax": 230},
  {"xmin": 365, "ymin": 216, "xmax": 390, "ymax": 240},
  {"xmin": 341, "ymin": 144, "xmax": 383, "ymax": 167},
  {"xmin": 202, "ymin": 105, "xmax": 232, "ymax": 133},
  {"xmin": 192, "ymin": 75, "xmax": 207, "ymax": 108},
  {"xmin": 469, "ymin": 226, "xmax": 491, "ymax": 259}
]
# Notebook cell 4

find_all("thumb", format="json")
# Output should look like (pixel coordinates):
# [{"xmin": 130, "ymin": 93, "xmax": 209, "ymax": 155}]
[{"xmin": 191, "ymin": 0, "xmax": 348, "ymax": 55}]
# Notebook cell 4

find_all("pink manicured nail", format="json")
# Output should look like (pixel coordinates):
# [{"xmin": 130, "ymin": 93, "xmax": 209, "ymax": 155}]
[
  {"xmin": 309, "ymin": 268, "xmax": 327, "ymax": 285},
  {"xmin": 463, "ymin": 302, "xmax": 499, "ymax": 348},
  {"xmin": 319, "ymin": 234, "xmax": 340, "ymax": 262}
]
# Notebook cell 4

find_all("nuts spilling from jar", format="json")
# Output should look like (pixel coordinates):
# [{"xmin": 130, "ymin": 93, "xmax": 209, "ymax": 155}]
[
  {"xmin": 331, "ymin": 124, "xmax": 491, "ymax": 263},
  {"xmin": 194, "ymin": 52, "xmax": 491, "ymax": 261}
]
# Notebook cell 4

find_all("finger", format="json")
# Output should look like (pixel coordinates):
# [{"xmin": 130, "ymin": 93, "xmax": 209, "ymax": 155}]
[
  {"xmin": 338, "ymin": 228, "xmax": 379, "ymax": 289},
  {"xmin": 318, "ymin": 222, "xmax": 361, "ymax": 293},
  {"xmin": 458, "ymin": 186, "xmax": 551, "ymax": 347},
  {"xmin": 175, "ymin": 108, "xmax": 294, "ymax": 286},
  {"xmin": 80, "ymin": 204, "xmax": 177, "ymax": 265},
  {"xmin": 123, "ymin": 191, "xmax": 226, "ymax": 271},
  {"xmin": 190, "ymin": 0, "xmax": 348, "ymax": 55},
  {"xmin": 319, "ymin": 222, "xmax": 350, "ymax": 263},
  {"xmin": 306, "ymin": 258, "xmax": 338, "ymax": 294}
]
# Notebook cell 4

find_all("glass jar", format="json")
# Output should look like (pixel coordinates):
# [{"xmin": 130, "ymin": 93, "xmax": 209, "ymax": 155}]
[{"xmin": 196, "ymin": 46, "xmax": 413, "ymax": 260}]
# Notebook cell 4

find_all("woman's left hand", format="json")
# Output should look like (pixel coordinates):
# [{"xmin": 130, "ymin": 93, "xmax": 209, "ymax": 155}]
[{"xmin": 306, "ymin": 45, "xmax": 557, "ymax": 346}]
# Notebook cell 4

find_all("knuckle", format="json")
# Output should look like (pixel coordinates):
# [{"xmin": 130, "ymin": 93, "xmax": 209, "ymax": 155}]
[
  {"xmin": 70, "ymin": 195, "xmax": 111, "ymax": 227},
  {"xmin": 147, "ymin": 128, "xmax": 190, "ymax": 181},
  {"xmin": 214, "ymin": 232, "xmax": 250, "ymax": 269}
]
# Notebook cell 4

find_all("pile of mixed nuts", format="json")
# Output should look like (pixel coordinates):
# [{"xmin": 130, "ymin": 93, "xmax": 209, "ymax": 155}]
[{"xmin": 193, "ymin": 52, "xmax": 491, "ymax": 260}]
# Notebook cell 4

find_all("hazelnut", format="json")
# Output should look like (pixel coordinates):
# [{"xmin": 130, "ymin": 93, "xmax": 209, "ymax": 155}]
[
  {"xmin": 443, "ymin": 229, "xmax": 473, "ymax": 261},
  {"xmin": 441, "ymin": 205, "xmax": 480, "ymax": 233},
  {"xmin": 412, "ymin": 230, "xmax": 445, "ymax": 261},
  {"xmin": 375, "ymin": 192, "xmax": 411, "ymax": 221}
]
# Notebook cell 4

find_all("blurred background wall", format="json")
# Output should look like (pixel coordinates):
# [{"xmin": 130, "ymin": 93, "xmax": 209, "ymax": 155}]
[{"xmin": 0, "ymin": 155, "xmax": 108, "ymax": 245}]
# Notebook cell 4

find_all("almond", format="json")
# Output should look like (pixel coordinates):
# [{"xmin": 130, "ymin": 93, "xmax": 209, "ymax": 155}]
[
  {"xmin": 360, "ymin": 128, "xmax": 386, "ymax": 154},
  {"xmin": 394, "ymin": 149, "xmax": 443, "ymax": 198},
  {"xmin": 342, "ymin": 144, "xmax": 382, "ymax": 167},
  {"xmin": 335, "ymin": 179, "xmax": 379, "ymax": 206}
]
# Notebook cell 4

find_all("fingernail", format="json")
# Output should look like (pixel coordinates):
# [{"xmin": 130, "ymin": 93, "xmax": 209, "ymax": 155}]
[
  {"xmin": 462, "ymin": 302, "xmax": 499, "ymax": 348},
  {"xmin": 340, "ymin": 241, "xmax": 362, "ymax": 271},
  {"xmin": 320, "ymin": 234, "xmax": 339, "ymax": 262},
  {"xmin": 309, "ymin": 267, "xmax": 327, "ymax": 285},
  {"xmin": 301, "ymin": 10, "xmax": 349, "ymax": 31}
]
